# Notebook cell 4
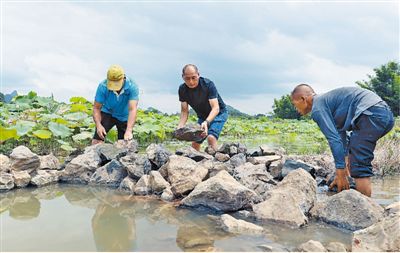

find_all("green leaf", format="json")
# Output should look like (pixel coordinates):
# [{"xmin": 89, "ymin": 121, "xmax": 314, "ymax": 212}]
[
  {"xmin": 64, "ymin": 112, "xmax": 88, "ymax": 122},
  {"xmin": 27, "ymin": 91, "xmax": 38, "ymax": 99},
  {"xmin": 60, "ymin": 144, "xmax": 76, "ymax": 151},
  {"xmin": 72, "ymin": 132, "xmax": 93, "ymax": 142},
  {"xmin": 13, "ymin": 120, "xmax": 36, "ymax": 136},
  {"xmin": 70, "ymin": 96, "xmax": 88, "ymax": 104},
  {"xmin": 70, "ymin": 103, "xmax": 88, "ymax": 113},
  {"xmin": 48, "ymin": 121, "xmax": 72, "ymax": 138},
  {"xmin": 32, "ymin": 130, "xmax": 52, "ymax": 139},
  {"xmin": 0, "ymin": 126, "xmax": 18, "ymax": 142}
]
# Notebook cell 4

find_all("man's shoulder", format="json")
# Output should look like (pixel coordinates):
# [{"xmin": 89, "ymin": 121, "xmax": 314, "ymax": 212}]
[
  {"xmin": 125, "ymin": 77, "xmax": 138, "ymax": 89},
  {"xmin": 200, "ymin": 77, "xmax": 214, "ymax": 86},
  {"xmin": 96, "ymin": 80, "xmax": 108, "ymax": 92},
  {"xmin": 179, "ymin": 83, "xmax": 187, "ymax": 91}
]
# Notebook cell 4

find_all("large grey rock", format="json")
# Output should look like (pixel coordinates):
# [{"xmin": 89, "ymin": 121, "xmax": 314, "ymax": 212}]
[
  {"xmin": 234, "ymin": 163, "xmax": 276, "ymax": 200},
  {"xmin": 173, "ymin": 124, "xmax": 204, "ymax": 142},
  {"xmin": 0, "ymin": 154, "xmax": 10, "ymax": 172},
  {"xmin": 268, "ymin": 159, "xmax": 284, "ymax": 179},
  {"xmin": 59, "ymin": 145, "xmax": 102, "ymax": 184},
  {"xmin": 220, "ymin": 214, "xmax": 264, "ymax": 234},
  {"xmin": 297, "ymin": 240, "xmax": 327, "ymax": 252},
  {"xmin": 384, "ymin": 201, "xmax": 400, "ymax": 215},
  {"xmin": 352, "ymin": 212, "xmax": 400, "ymax": 252},
  {"xmin": 166, "ymin": 155, "xmax": 208, "ymax": 196},
  {"xmin": 89, "ymin": 160, "xmax": 127, "ymax": 187},
  {"xmin": 161, "ymin": 187, "xmax": 175, "ymax": 201},
  {"xmin": 31, "ymin": 170, "xmax": 59, "ymax": 187},
  {"xmin": 218, "ymin": 142, "xmax": 247, "ymax": 156},
  {"xmin": 175, "ymin": 147, "xmax": 212, "ymax": 162},
  {"xmin": 229, "ymin": 153, "xmax": 247, "ymax": 168},
  {"xmin": 281, "ymin": 159, "xmax": 316, "ymax": 179},
  {"xmin": 247, "ymin": 155, "xmax": 281, "ymax": 166},
  {"xmin": 114, "ymin": 139, "xmax": 138, "ymax": 153},
  {"xmin": 96, "ymin": 143, "xmax": 127, "ymax": 163},
  {"xmin": 253, "ymin": 169, "xmax": 317, "ymax": 227},
  {"xmin": 208, "ymin": 162, "xmax": 229, "ymax": 177},
  {"xmin": 146, "ymin": 144, "xmax": 171, "ymax": 168},
  {"xmin": 181, "ymin": 170, "xmax": 258, "ymax": 212},
  {"xmin": 214, "ymin": 152, "xmax": 230, "ymax": 162},
  {"xmin": 39, "ymin": 154, "xmax": 60, "ymax": 170},
  {"xmin": 134, "ymin": 175, "xmax": 151, "ymax": 195},
  {"xmin": 310, "ymin": 189, "xmax": 384, "ymax": 231},
  {"xmin": 326, "ymin": 242, "xmax": 348, "ymax": 252},
  {"xmin": 118, "ymin": 176, "xmax": 136, "ymax": 193},
  {"xmin": 0, "ymin": 172, "xmax": 14, "ymax": 190},
  {"xmin": 149, "ymin": 171, "xmax": 170, "ymax": 194},
  {"xmin": 12, "ymin": 170, "xmax": 31, "ymax": 188},
  {"xmin": 10, "ymin": 146, "xmax": 40, "ymax": 173},
  {"xmin": 119, "ymin": 153, "xmax": 152, "ymax": 180}
]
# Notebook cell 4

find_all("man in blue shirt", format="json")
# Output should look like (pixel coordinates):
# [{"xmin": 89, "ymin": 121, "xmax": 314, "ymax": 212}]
[
  {"xmin": 92, "ymin": 65, "xmax": 139, "ymax": 145},
  {"xmin": 291, "ymin": 84, "xmax": 394, "ymax": 196},
  {"xmin": 177, "ymin": 64, "xmax": 228, "ymax": 151}
]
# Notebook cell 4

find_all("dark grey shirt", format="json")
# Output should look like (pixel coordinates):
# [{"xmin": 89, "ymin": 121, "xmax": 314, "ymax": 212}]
[{"xmin": 311, "ymin": 87, "xmax": 383, "ymax": 168}]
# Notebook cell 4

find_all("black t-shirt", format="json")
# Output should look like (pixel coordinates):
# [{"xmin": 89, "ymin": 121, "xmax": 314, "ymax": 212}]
[{"xmin": 178, "ymin": 77, "xmax": 226, "ymax": 120}]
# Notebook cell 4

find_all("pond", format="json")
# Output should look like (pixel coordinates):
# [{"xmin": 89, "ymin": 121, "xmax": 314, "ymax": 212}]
[{"xmin": 1, "ymin": 176, "xmax": 398, "ymax": 252}]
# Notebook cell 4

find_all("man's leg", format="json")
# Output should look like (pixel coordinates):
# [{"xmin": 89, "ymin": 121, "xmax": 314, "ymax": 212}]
[
  {"xmin": 192, "ymin": 142, "xmax": 201, "ymax": 151},
  {"xmin": 207, "ymin": 135, "xmax": 218, "ymax": 150},
  {"xmin": 116, "ymin": 119, "xmax": 128, "ymax": 140},
  {"xmin": 92, "ymin": 112, "xmax": 115, "ymax": 145},
  {"xmin": 354, "ymin": 177, "xmax": 372, "ymax": 197},
  {"xmin": 206, "ymin": 111, "xmax": 228, "ymax": 151}
]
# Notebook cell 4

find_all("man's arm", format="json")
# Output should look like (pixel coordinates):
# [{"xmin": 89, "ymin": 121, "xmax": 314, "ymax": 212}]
[
  {"xmin": 93, "ymin": 102, "xmax": 106, "ymax": 140},
  {"xmin": 201, "ymin": 98, "xmax": 220, "ymax": 134},
  {"xmin": 178, "ymin": 102, "xmax": 189, "ymax": 129},
  {"xmin": 124, "ymin": 100, "xmax": 138, "ymax": 140}
]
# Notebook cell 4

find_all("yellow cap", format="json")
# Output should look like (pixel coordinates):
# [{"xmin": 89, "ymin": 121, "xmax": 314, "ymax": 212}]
[{"xmin": 106, "ymin": 65, "xmax": 125, "ymax": 91}]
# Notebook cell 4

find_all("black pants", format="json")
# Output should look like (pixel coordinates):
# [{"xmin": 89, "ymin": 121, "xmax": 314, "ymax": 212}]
[{"xmin": 93, "ymin": 112, "xmax": 127, "ymax": 140}]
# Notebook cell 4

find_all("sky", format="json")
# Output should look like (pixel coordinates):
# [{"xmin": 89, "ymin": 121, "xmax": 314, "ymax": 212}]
[{"xmin": 1, "ymin": 0, "xmax": 399, "ymax": 115}]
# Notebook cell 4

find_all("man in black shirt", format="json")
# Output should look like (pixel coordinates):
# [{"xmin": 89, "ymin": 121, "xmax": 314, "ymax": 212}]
[{"xmin": 178, "ymin": 64, "xmax": 228, "ymax": 151}]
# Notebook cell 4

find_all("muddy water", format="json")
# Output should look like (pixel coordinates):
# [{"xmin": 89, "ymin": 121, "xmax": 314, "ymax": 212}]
[{"xmin": 1, "ymin": 177, "xmax": 398, "ymax": 252}]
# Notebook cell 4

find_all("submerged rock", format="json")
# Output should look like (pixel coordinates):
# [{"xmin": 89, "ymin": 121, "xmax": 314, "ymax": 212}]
[
  {"xmin": 297, "ymin": 240, "xmax": 327, "ymax": 252},
  {"xmin": 181, "ymin": 170, "xmax": 258, "ymax": 212},
  {"xmin": 10, "ymin": 146, "xmax": 40, "ymax": 173},
  {"xmin": 219, "ymin": 214, "xmax": 264, "ymax": 234},
  {"xmin": 310, "ymin": 189, "xmax": 384, "ymax": 231},
  {"xmin": 253, "ymin": 169, "xmax": 317, "ymax": 227},
  {"xmin": 326, "ymin": 242, "xmax": 348, "ymax": 252},
  {"xmin": 165, "ymin": 155, "xmax": 208, "ymax": 196},
  {"xmin": 173, "ymin": 124, "xmax": 204, "ymax": 142},
  {"xmin": 352, "ymin": 212, "xmax": 400, "ymax": 252}
]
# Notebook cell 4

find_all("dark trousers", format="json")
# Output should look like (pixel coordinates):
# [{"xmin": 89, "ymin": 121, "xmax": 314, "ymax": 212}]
[{"xmin": 93, "ymin": 112, "xmax": 127, "ymax": 140}]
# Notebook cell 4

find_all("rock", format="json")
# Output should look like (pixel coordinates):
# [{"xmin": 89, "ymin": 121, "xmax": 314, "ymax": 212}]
[
  {"xmin": 248, "ymin": 155, "xmax": 281, "ymax": 166},
  {"xmin": 10, "ymin": 146, "xmax": 40, "ymax": 173},
  {"xmin": 259, "ymin": 145, "xmax": 276, "ymax": 155},
  {"xmin": 11, "ymin": 170, "xmax": 31, "ymax": 188},
  {"xmin": 120, "ymin": 153, "xmax": 152, "ymax": 180},
  {"xmin": 175, "ymin": 147, "xmax": 213, "ymax": 162},
  {"xmin": 229, "ymin": 153, "xmax": 247, "ymax": 168},
  {"xmin": 385, "ymin": 201, "xmax": 400, "ymax": 215},
  {"xmin": 297, "ymin": 240, "xmax": 327, "ymax": 252},
  {"xmin": 59, "ymin": 145, "xmax": 102, "ymax": 184},
  {"xmin": 165, "ymin": 155, "xmax": 208, "ymax": 196},
  {"xmin": 146, "ymin": 144, "xmax": 171, "ymax": 169},
  {"xmin": 253, "ymin": 169, "xmax": 317, "ymax": 227},
  {"xmin": 220, "ymin": 214, "xmax": 264, "ymax": 234},
  {"xmin": 173, "ymin": 124, "xmax": 204, "ymax": 142},
  {"xmin": 352, "ymin": 212, "xmax": 400, "ymax": 252},
  {"xmin": 96, "ymin": 143, "xmax": 127, "ymax": 164},
  {"xmin": 268, "ymin": 159, "xmax": 284, "ymax": 179},
  {"xmin": 31, "ymin": 170, "xmax": 59, "ymax": 187},
  {"xmin": 161, "ymin": 187, "xmax": 174, "ymax": 201},
  {"xmin": 326, "ymin": 242, "xmax": 348, "ymax": 252},
  {"xmin": 310, "ymin": 189, "xmax": 384, "ymax": 231},
  {"xmin": 205, "ymin": 146, "xmax": 216, "ymax": 155},
  {"xmin": 257, "ymin": 244, "xmax": 288, "ymax": 252},
  {"xmin": 209, "ymin": 162, "xmax": 229, "ymax": 177},
  {"xmin": 176, "ymin": 225, "xmax": 215, "ymax": 252},
  {"xmin": 0, "ymin": 172, "xmax": 14, "ymax": 190},
  {"xmin": 0, "ymin": 154, "xmax": 10, "ymax": 172},
  {"xmin": 181, "ymin": 170, "xmax": 258, "ymax": 212},
  {"xmin": 149, "ymin": 171, "xmax": 170, "ymax": 194},
  {"xmin": 281, "ymin": 159, "xmax": 316, "ymax": 179},
  {"xmin": 89, "ymin": 159, "xmax": 127, "ymax": 187},
  {"xmin": 237, "ymin": 210, "xmax": 252, "ymax": 218},
  {"xmin": 234, "ymin": 163, "xmax": 276, "ymax": 200},
  {"xmin": 229, "ymin": 145, "xmax": 238, "ymax": 156},
  {"xmin": 114, "ymin": 139, "xmax": 138, "ymax": 153},
  {"xmin": 214, "ymin": 152, "xmax": 230, "ymax": 162},
  {"xmin": 39, "ymin": 154, "xmax": 60, "ymax": 170},
  {"xmin": 134, "ymin": 175, "xmax": 151, "ymax": 195},
  {"xmin": 218, "ymin": 142, "xmax": 247, "ymax": 156},
  {"xmin": 118, "ymin": 176, "xmax": 136, "ymax": 193}
]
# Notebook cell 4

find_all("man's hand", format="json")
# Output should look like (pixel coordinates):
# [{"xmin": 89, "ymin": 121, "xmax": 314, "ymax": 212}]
[
  {"xmin": 329, "ymin": 169, "xmax": 350, "ymax": 193},
  {"xmin": 96, "ymin": 124, "xmax": 107, "ymax": 140},
  {"xmin": 124, "ymin": 130, "xmax": 133, "ymax": 141},
  {"xmin": 200, "ymin": 121, "xmax": 208, "ymax": 137}
]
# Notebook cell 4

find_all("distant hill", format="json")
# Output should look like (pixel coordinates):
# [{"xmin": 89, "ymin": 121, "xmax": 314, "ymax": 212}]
[
  {"xmin": 189, "ymin": 104, "xmax": 250, "ymax": 118},
  {"xmin": 4, "ymin": 90, "xmax": 18, "ymax": 103}
]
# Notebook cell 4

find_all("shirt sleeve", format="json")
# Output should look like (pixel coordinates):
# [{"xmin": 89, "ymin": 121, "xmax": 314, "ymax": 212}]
[
  {"xmin": 207, "ymin": 81, "xmax": 218, "ymax": 100},
  {"xmin": 312, "ymin": 110, "xmax": 346, "ymax": 169},
  {"xmin": 128, "ymin": 82, "xmax": 139, "ymax": 101},
  {"xmin": 178, "ymin": 85, "xmax": 186, "ymax": 102},
  {"xmin": 94, "ymin": 84, "xmax": 106, "ymax": 104},
  {"xmin": 339, "ymin": 130, "xmax": 350, "ymax": 156}
]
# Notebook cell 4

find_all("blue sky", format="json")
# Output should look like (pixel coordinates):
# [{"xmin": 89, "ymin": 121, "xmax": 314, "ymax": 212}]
[{"xmin": 1, "ymin": 0, "xmax": 398, "ymax": 114}]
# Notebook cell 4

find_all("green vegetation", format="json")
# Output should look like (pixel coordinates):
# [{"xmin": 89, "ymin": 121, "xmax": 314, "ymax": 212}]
[
  {"xmin": 357, "ymin": 61, "xmax": 400, "ymax": 116},
  {"xmin": 272, "ymin": 94, "xmax": 302, "ymax": 119}
]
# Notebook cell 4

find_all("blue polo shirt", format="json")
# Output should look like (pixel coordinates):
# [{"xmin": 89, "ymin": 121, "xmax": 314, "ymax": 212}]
[
  {"xmin": 311, "ymin": 87, "xmax": 382, "ymax": 169},
  {"xmin": 94, "ymin": 77, "xmax": 139, "ymax": 122}
]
